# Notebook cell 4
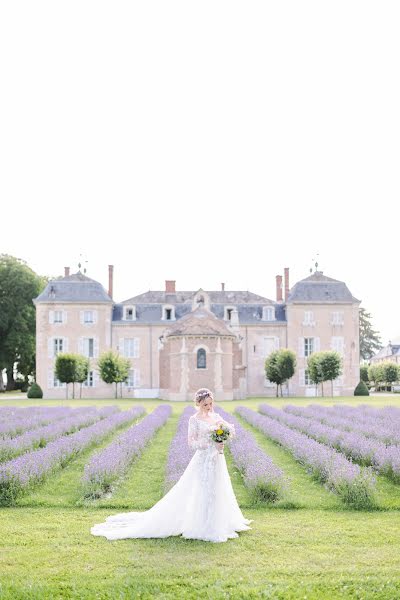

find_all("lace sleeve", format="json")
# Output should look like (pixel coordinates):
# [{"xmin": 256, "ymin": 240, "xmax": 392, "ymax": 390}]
[{"xmin": 188, "ymin": 416, "xmax": 209, "ymax": 450}]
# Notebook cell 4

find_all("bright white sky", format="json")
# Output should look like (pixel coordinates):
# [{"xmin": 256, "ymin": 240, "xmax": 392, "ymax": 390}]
[{"xmin": 1, "ymin": 2, "xmax": 399, "ymax": 344}]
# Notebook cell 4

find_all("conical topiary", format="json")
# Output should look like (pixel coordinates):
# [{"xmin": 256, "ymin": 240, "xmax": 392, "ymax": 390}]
[
  {"xmin": 27, "ymin": 382, "xmax": 43, "ymax": 399},
  {"xmin": 354, "ymin": 381, "xmax": 369, "ymax": 396}
]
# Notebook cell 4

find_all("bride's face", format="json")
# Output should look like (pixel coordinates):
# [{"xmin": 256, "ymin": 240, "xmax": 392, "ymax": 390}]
[{"xmin": 200, "ymin": 397, "xmax": 213, "ymax": 413}]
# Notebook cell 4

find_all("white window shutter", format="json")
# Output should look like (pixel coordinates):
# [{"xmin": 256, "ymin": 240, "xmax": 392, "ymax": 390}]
[
  {"xmin": 298, "ymin": 337, "xmax": 304, "ymax": 358},
  {"xmin": 299, "ymin": 369, "xmax": 305, "ymax": 386},
  {"xmin": 92, "ymin": 370, "xmax": 97, "ymax": 388},
  {"xmin": 49, "ymin": 311, "xmax": 54, "ymax": 324},
  {"xmin": 64, "ymin": 337, "xmax": 69, "ymax": 352},
  {"xmin": 78, "ymin": 337, "xmax": 84, "ymax": 355},
  {"xmin": 119, "ymin": 338, "xmax": 124, "ymax": 356},
  {"xmin": 48, "ymin": 338, "xmax": 54, "ymax": 358},
  {"xmin": 93, "ymin": 311, "xmax": 98, "ymax": 324},
  {"xmin": 134, "ymin": 338, "xmax": 140, "ymax": 358},
  {"xmin": 48, "ymin": 369, "xmax": 54, "ymax": 389},
  {"xmin": 63, "ymin": 310, "xmax": 67, "ymax": 324},
  {"xmin": 134, "ymin": 369, "xmax": 140, "ymax": 387},
  {"xmin": 274, "ymin": 337, "xmax": 280, "ymax": 350},
  {"xmin": 80, "ymin": 311, "xmax": 84, "ymax": 324},
  {"xmin": 314, "ymin": 337, "xmax": 320, "ymax": 352},
  {"xmin": 94, "ymin": 338, "xmax": 99, "ymax": 358}
]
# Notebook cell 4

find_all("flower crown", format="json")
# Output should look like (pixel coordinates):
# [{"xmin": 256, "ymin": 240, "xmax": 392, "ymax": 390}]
[{"xmin": 195, "ymin": 389, "xmax": 213, "ymax": 402}]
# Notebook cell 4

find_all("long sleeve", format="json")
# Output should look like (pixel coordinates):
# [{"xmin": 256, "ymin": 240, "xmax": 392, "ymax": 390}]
[{"xmin": 188, "ymin": 416, "xmax": 210, "ymax": 450}]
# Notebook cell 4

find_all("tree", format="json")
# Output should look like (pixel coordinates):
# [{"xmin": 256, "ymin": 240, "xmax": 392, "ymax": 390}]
[
  {"xmin": 307, "ymin": 351, "xmax": 342, "ymax": 397},
  {"xmin": 368, "ymin": 364, "xmax": 384, "ymax": 391},
  {"xmin": 0, "ymin": 255, "xmax": 47, "ymax": 390},
  {"xmin": 359, "ymin": 307, "xmax": 382, "ymax": 360},
  {"xmin": 307, "ymin": 352, "xmax": 325, "ymax": 395},
  {"xmin": 265, "ymin": 349, "xmax": 296, "ymax": 397},
  {"xmin": 55, "ymin": 353, "xmax": 80, "ymax": 399},
  {"xmin": 360, "ymin": 365, "xmax": 369, "ymax": 384},
  {"xmin": 382, "ymin": 362, "xmax": 399, "ymax": 391},
  {"xmin": 76, "ymin": 356, "xmax": 90, "ymax": 399},
  {"xmin": 98, "ymin": 351, "xmax": 130, "ymax": 398}
]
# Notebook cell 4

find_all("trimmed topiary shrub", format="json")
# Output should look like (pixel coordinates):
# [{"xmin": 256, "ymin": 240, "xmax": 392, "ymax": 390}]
[
  {"xmin": 354, "ymin": 381, "xmax": 369, "ymax": 396},
  {"xmin": 27, "ymin": 382, "xmax": 43, "ymax": 399}
]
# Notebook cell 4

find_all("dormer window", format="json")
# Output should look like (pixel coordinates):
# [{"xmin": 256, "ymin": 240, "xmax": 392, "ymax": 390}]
[
  {"xmin": 124, "ymin": 306, "xmax": 136, "ymax": 321},
  {"xmin": 224, "ymin": 306, "xmax": 236, "ymax": 320},
  {"xmin": 162, "ymin": 305, "xmax": 175, "ymax": 321},
  {"xmin": 262, "ymin": 306, "xmax": 275, "ymax": 321}
]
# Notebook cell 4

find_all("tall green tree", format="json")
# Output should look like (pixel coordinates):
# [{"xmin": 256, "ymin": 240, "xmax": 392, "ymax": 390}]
[
  {"xmin": 98, "ymin": 351, "xmax": 130, "ymax": 398},
  {"xmin": 382, "ymin": 362, "xmax": 399, "ymax": 391},
  {"xmin": 307, "ymin": 353, "xmax": 325, "ymax": 394},
  {"xmin": 0, "ymin": 255, "xmax": 46, "ymax": 390},
  {"xmin": 359, "ymin": 307, "xmax": 382, "ymax": 360},
  {"xmin": 55, "ymin": 353, "xmax": 81, "ymax": 399},
  {"xmin": 368, "ymin": 364, "xmax": 384, "ymax": 390},
  {"xmin": 265, "ymin": 349, "xmax": 296, "ymax": 397},
  {"xmin": 308, "ymin": 351, "xmax": 342, "ymax": 397}
]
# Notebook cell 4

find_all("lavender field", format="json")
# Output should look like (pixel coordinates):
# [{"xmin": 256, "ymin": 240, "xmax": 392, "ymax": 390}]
[{"xmin": 1, "ymin": 397, "xmax": 400, "ymax": 600}]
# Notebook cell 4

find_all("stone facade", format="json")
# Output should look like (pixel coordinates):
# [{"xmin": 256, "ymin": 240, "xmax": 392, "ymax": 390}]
[{"xmin": 33, "ymin": 268, "xmax": 361, "ymax": 399}]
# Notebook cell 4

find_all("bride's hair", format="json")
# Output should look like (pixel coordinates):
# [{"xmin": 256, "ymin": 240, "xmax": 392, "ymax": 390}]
[{"xmin": 194, "ymin": 388, "xmax": 214, "ymax": 407}]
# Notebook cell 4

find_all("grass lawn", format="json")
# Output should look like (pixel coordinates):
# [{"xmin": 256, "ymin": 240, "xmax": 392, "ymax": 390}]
[{"xmin": 1, "ymin": 396, "xmax": 400, "ymax": 599}]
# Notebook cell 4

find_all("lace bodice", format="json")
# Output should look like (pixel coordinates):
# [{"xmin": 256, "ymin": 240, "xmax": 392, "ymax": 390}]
[{"xmin": 188, "ymin": 412, "xmax": 236, "ymax": 451}]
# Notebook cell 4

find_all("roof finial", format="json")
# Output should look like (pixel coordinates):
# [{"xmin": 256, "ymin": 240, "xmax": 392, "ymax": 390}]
[
  {"xmin": 78, "ymin": 253, "xmax": 88, "ymax": 274},
  {"xmin": 311, "ymin": 253, "xmax": 320, "ymax": 273}
]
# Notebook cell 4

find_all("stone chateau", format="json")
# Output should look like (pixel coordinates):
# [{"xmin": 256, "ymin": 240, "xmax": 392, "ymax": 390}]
[{"xmin": 34, "ymin": 266, "xmax": 360, "ymax": 399}]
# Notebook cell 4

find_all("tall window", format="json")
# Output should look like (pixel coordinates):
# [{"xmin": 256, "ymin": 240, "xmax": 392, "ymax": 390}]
[
  {"xmin": 84, "ymin": 338, "xmax": 94, "ymax": 358},
  {"xmin": 197, "ymin": 348, "xmax": 206, "ymax": 369},
  {"xmin": 54, "ymin": 338, "xmax": 64, "ymax": 356},
  {"xmin": 123, "ymin": 338, "xmax": 139, "ymax": 358},
  {"xmin": 331, "ymin": 311, "xmax": 344, "ymax": 325},
  {"xmin": 83, "ymin": 371, "xmax": 94, "ymax": 387},
  {"xmin": 304, "ymin": 369, "xmax": 312, "ymax": 385},
  {"xmin": 303, "ymin": 311, "xmax": 315, "ymax": 326},
  {"xmin": 304, "ymin": 337, "xmax": 314, "ymax": 357},
  {"xmin": 54, "ymin": 311, "xmax": 63, "ymax": 323},
  {"xmin": 84, "ymin": 310, "xmax": 94, "ymax": 324},
  {"xmin": 331, "ymin": 337, "xmax": 344, "ymax": 355}
]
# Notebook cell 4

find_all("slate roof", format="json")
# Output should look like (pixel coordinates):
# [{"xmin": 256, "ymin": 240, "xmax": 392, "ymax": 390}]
[
  {"xmin": 372, "ymin": 344, "xmax": 400, "ymax": 360},
  {"xmin": 121, "ymin": 290, "xmax": 274, "ymax": 305},
  {"xmin": 287, "ymin": 271, "xmax": 360, "ymax": 304},
  {"xmin": 34, "ymin": 272, "xmax": 112, "ymax": 304},
  {"xmin": 164, "ymin": 307, "xmax": 236, "ymax": 337}
]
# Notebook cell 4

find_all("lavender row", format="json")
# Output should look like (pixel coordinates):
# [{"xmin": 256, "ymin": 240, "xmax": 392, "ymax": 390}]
[
  {"xmin": 0, "ymin": 406, "xmax": 118, "ymax": 463},
  {"xmin": 236, "ymin": 406, "xmax": 376, "ymax": 509},
  {"xmin": 0, "ymin": 406, "xmax": 145, "ymax": 505},
  {"xmin": 165, "ymin": 406, "xmax": 196, "ymax": 491},
  {"xmin": 82, "ymin": 405, "xmax": 172, "ymax": 499},
  {"xmin": 283, "ymin": 404, "xmax": 400, "ymax": 445},
  {"xmin": 217, "ymin": 408, "xmax": 288, "ymax": 503},
  {"xmin": 0, "ymin": 406, "xmax": 80, "ymax": 438},
  {"xmin": 266, "ymin": 405, "xmax": 400, "ymax": 481}
]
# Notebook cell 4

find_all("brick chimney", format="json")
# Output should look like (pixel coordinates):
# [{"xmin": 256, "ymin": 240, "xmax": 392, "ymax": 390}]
[
  {"xmin": 108, "ymin": 265, "xmax": 114, "ymax": 299},
  {"xmin": 276, "ymin": 275, "xmax": 283, "ymax": 302},
  {"xmin": 165, "ymin": 280, "xmax": 176, "ymax": 293},
  {"xmin": 64, "ymin": 267, "xmax": 70, "ymax": 277},
  {"xmin": 221, "ymin": 283, "xmax": 225, "ymax": 292},
  {"xmin": 284, "ymin": 267, "xmax": 290, "ymax": 301}
]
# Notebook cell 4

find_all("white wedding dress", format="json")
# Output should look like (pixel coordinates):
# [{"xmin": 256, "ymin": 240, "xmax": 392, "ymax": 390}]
[{"xmin": 91, "ymin": 411, "xmax": 252, "ymax": 543}]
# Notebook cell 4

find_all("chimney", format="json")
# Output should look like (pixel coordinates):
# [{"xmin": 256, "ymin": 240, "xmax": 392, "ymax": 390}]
[
  {"xmin": 276, "ymin": 275, "xmax": 283, "ymax": 302},
  {"xmin": 221, "ymin": 283, "xmax": 225, "ymax": 292},
  {"xmin": 165, "ymin": 280, "xmax": 176, "ymax": 293},
  {"xmin": 64, "ymin": 267, "xmax": 70, "ymax": 277},
  {"xmin": 108, "ymin": 265, "xmax": 114, "ymax": 299},
  {"xmin": 284, "ymin": 267, "xmax": 290, "ymax": 301}
]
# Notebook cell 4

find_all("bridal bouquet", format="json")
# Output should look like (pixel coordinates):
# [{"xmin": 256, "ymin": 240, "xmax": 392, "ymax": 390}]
[{"xmin": 210, "ymin": 422, "xmax": 232, "ymax": 454}]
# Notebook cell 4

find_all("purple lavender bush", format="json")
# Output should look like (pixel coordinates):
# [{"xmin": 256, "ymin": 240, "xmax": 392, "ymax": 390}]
[
  {"xmin": 82, "ymin": 405, "xmax": 171, "ymax": 499},
  {"xmin": 164, "ymin": 406, "xmax": 196, "ymax": 492},
  {"xmin": 236, "ymin": 406, "xmax": 376, "ymax": 509},
  {"xmin": 0, "ymin": 406, "xmax": 144, "ymax": 506},
  {"xmin": 217, "ymin": 408, "xmax": 288, "ymax": 504}
]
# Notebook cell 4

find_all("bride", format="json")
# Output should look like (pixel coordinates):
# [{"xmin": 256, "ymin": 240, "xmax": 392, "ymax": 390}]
[{"xmin": 91, "ymin": 388, "xmax": 253, "ymax": 543}]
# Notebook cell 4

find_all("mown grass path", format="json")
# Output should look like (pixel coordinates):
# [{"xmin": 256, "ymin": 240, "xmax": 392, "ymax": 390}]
[{"xmin": 1, "ymin": 396, "xmax": 400, "ymax": 599}]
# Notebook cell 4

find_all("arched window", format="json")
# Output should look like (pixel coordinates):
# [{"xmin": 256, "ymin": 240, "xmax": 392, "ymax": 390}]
[{"xmin": 197, "ymin": 348, "xmax": 206, "ymax": 369}]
